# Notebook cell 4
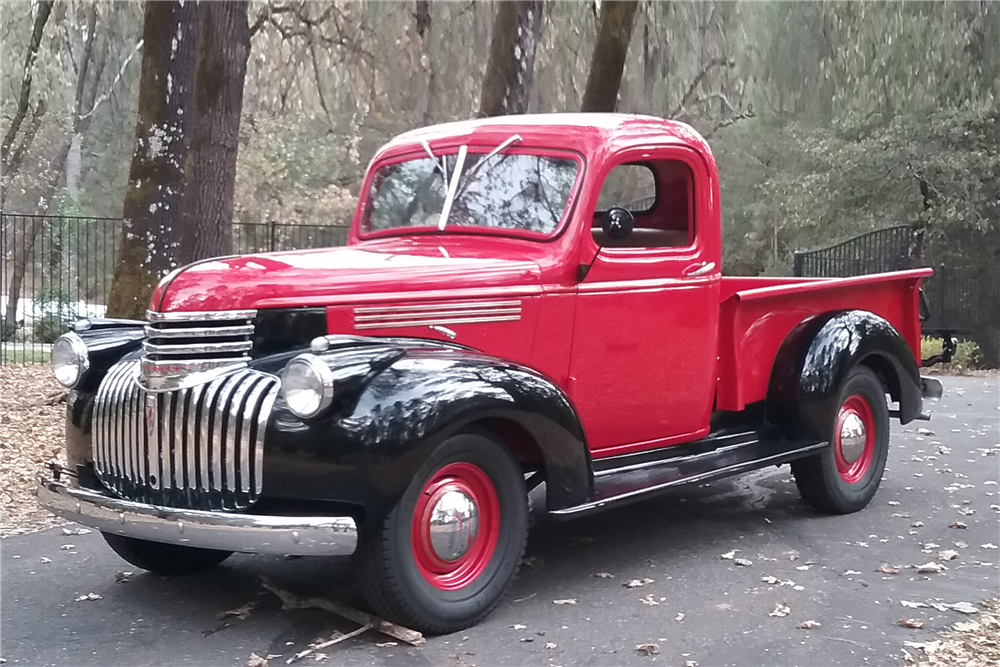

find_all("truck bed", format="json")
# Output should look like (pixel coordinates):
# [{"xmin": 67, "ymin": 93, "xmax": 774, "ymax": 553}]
[{"xmin": 715, "ymin": 268, "xmax": 932, "ymax": 412}]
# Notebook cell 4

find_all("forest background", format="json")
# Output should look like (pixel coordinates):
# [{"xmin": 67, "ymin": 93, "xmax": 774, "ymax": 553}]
[{"xmin": 1, "ymin": 1, "xmax": 997, "ymax": 348}]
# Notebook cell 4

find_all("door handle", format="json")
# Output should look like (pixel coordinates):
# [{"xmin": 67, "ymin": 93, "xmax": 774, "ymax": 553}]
[{"xmin": 683, "ymin": 261, "xmax": 716, "ymax": 277}]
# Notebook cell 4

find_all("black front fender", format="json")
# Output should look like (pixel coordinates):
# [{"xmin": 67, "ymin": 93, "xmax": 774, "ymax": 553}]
[
  {"xmin": 767, "ymin": 310, "xmax": 922, "ymax": 440},
  {"xmin": 262, "ymin": 345, "xmax": 592, "ymax": 518}
]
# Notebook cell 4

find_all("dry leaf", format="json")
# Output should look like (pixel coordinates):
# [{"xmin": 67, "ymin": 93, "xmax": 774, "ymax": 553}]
[
  {"xmin": 640, "ymin": 594, "xmax": 659, "ymax": 606},
  {"xmin": 624, "ymin": 578, "xmax": 653, "ymax": 588},
  {"xmin": 877, "ymin": 564, "xmax": 901, "ymax": 574},
  {"xmin": 938, "ymin": 550, "xmax": 960, "ymax": 561},
  {"xmin": 915, "ymin": 562, "xmax": 947, "ymax": 574},
  {"xmin": 593, "ymin": 572, "xmax": 614, "ymax": 579},
  {"xmin": 636, "ymin": 644, "xmax": 660, "ymax": 656},
  {"xmin": 74, "ymin": 593, "xmax": 102, "ymax": 602},
  {"xmin": 247, "ymin": 653, "xmax": 269, "ymax": 667},
  {"xmin": 545, "ymin": 642, "xmax": 557, "ymax": 649},
  {"xmin": 510, "ymin": 624, "xmax": 527, "ymax": 630},
  {"xmin": 114, "ymin": 571, "xmax": 133, "ymax": 583},
  {"xmin": 720, "ymin": 550, "xmax": 737, "ymax": 560},
  {"xmin": 949, "ymin": 521, "xmax": 968, "ymax": 529},
  {"xmin": 769, "ymin": 603, "xmax": 790, "ymax": 618},
  {"xmin": 219, "ymin": 601, "xmax": 258, "ymax": 621},
  {"xmin": 797, "ymin": 620, "xmax": 821, "ymax": 629},
  {"xmin": 552, "ymin": 599, "xmax": 577, "ymax": 605},
  {"xmin": 899, "ymin": 619, "xmax": 925, "ymax": 629},
  {"xmin": 734, "ymin": 558, "xmax": 753, "ymax": 567},
  {"xmin": 675, "ymin": 612, "xmax": 685, "ymax": 621}
]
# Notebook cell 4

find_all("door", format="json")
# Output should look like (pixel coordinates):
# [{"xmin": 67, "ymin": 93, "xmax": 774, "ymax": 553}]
[{"xmin": 568, "ymin": 153, "xmax": 720, "ymax": 456}]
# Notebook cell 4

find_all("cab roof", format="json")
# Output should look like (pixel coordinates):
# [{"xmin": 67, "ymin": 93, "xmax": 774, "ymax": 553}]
[{"xmin": 377, "ymin": 113, "xmax": 712, "ymax": 160}]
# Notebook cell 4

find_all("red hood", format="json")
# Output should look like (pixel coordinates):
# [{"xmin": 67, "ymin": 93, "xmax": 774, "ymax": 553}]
[{"xmin": 151, "ymin": 237, "xmax": 545, "ymax": 313}]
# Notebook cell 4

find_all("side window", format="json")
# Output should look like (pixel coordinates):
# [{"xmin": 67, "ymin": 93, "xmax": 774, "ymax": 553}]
[
  {"xmin": 593, "ymin": 160, "xmax": 694, "ymax": 249},
  {"xmin": 596, "ymin": 164, "xmax": 656, "ymax": 213}
]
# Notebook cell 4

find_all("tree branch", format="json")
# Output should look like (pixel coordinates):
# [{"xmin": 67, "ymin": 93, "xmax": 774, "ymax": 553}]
[
  {"xmin": 1, "ymin": 0, "xmax": 54, "ymax": 168},
  {"xmin": 78, "ymin": 38, "xmax": 143, "ymax": 122},
  {"xmin": 670, "ymin": 57, "xmax": 736, "ymax": 118}
]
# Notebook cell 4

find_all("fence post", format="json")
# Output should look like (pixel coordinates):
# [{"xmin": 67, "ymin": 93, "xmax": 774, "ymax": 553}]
[
  {"xmin": 268, "ymin": 220, "xmax": 276, "ymax": 252},
  {"xmin": 792, "ymin": 252, "xmax": 803, "ymax": 277}
]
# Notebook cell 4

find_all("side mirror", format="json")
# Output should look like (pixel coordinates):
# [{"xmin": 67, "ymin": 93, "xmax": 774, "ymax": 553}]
[{"xmin": 601, "ymin": 207, "xmax": 634, "ymax": 240}]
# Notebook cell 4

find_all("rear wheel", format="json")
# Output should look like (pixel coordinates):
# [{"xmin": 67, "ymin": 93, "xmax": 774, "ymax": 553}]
[
  {"xmin": 791, "ymin": 366, "xmax": 889, "ymax": 514},
  {"xmin": 357, "ymin": 431, "xmax": 528, "ymax": 634},
  {"xmin": 102, "ymin": 533, "xmax": 232, "ymax": 575}
]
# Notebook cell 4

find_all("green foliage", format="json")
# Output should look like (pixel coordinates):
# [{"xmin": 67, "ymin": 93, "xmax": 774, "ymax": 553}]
[
  {"xmin": 0, "ymin": 319, "xmax": 17, "ymax": 343},
  {"xmin": 32, "ymin": 315, "xmax": 67, "ymax": 345},
  {"xmin": 921, "ymin": 336, "xmax": 982, "ymax": 372}
]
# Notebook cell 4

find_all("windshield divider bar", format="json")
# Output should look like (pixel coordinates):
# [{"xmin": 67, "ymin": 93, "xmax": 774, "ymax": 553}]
[{"xmin": 438, "ymin": 145, "xmax": 468, "ymax": 232}]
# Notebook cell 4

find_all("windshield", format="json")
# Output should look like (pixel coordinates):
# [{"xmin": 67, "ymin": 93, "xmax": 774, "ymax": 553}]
[{"xmin": 362, "ymin": 149, "xmax": 580, "ymax": 237}]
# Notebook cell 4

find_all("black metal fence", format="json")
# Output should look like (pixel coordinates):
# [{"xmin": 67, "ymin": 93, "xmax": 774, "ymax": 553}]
[
  {"xmin": 0, "ymin": 213, "xmax": 348, "ymax": 363},
  {"xmin": 794, "ymin": 225, "xmax": 1000, "ymax": 367}
]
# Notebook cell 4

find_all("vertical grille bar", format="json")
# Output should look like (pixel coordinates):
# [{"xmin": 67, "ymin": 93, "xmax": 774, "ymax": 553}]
[
  {"xmin": 185, "ymin": 384, "xmax": 204, "ymax": 493},
  {"xmin": 254, "ymin": 387, "xmax": 277, "ymax": 496},
  {"xmin": 239, "ymin": 378, "xmax": 272, "ymax": 495},
  {"xmin": 171, "ymin": 389, "xmax": 187, "ymax": 490},
  {"xmin": 211, "ymin": 375, "xmax": 242, "ymax": 495}
]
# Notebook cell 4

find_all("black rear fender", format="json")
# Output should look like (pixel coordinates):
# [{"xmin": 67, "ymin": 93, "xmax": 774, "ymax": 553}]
[{"xmin": 767, "ymin": 310, "xmax": 922, "ymax": 440}]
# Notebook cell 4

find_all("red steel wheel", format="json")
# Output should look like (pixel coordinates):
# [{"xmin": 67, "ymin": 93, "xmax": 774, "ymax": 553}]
[
  {"xmin": 833, "ymin": 394, "xmax": 876, "ymax": 484},
  {"xmin": 410, "ymin": 462, "xmax": 501, "ymax": 591},
  {"xmin": 792, "ymin": 366, "xmax": 890, "ymax": 514},
  {"xmin": 357, "ymin": 431, "xmax": 528, "ymax": 634}
]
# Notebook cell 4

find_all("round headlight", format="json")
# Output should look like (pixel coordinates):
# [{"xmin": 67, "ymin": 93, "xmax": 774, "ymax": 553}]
[
  {"xmin": 52, "ymin": 332, "xmax": 90, "ymax": 388},
  {"xmin": 280, "ymin": 354, "xmax": 335, "ymax": 419}
]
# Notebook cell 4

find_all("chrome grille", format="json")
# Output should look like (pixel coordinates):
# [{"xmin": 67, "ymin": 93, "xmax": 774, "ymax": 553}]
[
  {"xmin": 93, "ymin": 358, "xmax": 278, "ymax": 510},
  {"xmin": 140, "ymin": 309, "xmax": 256, "ymax": 392}
]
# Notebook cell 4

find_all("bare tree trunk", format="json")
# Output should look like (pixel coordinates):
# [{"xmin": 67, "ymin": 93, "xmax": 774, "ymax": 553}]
[
  {"xmin": 414, "ymin": 0, "xmax": 439, "ymax": 124},
  {"xmin": 479, "ymin": 0, "xmax": 545, "ymax": 117},
  {"xmin": 581, "ymin": 0, "xmax": 639, "ymax": 112},
  {"xmin": 107, "ymin": 1, "xmax": 199, "ymax": 319},
  {"xmin": 181, "ymin": 0, "xmax": 250, "ymax": 265}
]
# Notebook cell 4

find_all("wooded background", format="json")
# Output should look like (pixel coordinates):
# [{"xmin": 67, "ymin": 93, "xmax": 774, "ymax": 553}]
[{"xmin": 1, "ymin": 1, "xmax": 997, "ymax": 315}]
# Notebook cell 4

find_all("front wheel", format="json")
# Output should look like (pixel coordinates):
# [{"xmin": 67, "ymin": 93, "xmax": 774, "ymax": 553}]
[
  {"xmin": 357, "ymin": 431, "xmax": 528, "ymax": 634},
  {"xmin": 102, "ymin": 533, "xmax": 233, "ymax": 575},
  {"xmin": 791, "ymin": 366, "xmax": 889, "ymax": 514}
]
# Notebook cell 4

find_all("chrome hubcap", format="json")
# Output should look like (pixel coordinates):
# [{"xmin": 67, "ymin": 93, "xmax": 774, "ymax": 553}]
[
  {"xmin": 839, "ymin": 413, "xmax": 867, "ymax": 464},
  {"xmin": 428, "ymin": 490, "xmax": 479, "ymax": 561}
]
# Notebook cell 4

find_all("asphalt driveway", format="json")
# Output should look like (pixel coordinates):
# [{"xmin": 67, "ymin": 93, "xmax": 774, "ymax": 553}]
[{"xmin": 2, "ymin": 375, "xmax": 997, "ymax": 666}]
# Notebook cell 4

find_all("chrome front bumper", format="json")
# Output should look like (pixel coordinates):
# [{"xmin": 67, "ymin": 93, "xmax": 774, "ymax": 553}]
[{"xmin": 37, "ymin": 476, "xmax": 357, "ymax": 556}]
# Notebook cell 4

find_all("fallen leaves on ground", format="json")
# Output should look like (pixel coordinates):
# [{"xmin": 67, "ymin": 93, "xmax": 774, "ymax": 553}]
[
  {"xmin": 900, "ymin": 619, "xmax": 925, "ymax": 629},
  {"xmin": 74, "ymin": 593, "xmax": 102, "ymax": 602},
  {"xmin": 247, "ymin": 653, "xmax": 269, "ymax": 667},
  {"xmin": 0, "ymin": 365, "xmax": 67, "ymax": 537},
  {"xmin": 877, "ymin": 564, "xmax": 902, "ymax": 574},
  {"xmin": 797, "ymin": 620, "xmax": 821, "ymax": 630},
  {"xmin": 907, "ymin": 600, "xmax": 1000, "ymax": 666}
]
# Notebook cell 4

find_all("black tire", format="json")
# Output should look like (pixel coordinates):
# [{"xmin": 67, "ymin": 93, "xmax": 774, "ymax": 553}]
[
  {"xmin": 357, "ymin": 431, "xmax": 528, "ymax": 634},
  {"xmin": 791, "ymin": 366, "xmax": 889, "ymax": 514},
  {"xmin": 101, "ymin": 533, "xmax": 232, "ymax": 575}
]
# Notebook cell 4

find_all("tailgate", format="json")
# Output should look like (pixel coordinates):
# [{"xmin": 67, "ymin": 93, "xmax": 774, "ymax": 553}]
[{"xmin": 716, "ymin": 269, "xmax": 931, "ymax": 412}]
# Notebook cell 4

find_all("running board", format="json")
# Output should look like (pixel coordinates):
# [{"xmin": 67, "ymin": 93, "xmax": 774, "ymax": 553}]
[{"xmin": 550, "ymin": 431, "xmax": 827, "ymax": 518}]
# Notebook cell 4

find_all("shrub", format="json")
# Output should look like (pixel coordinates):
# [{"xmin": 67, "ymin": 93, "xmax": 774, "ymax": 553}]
[
  {"xmin": 33, "ymin": 315, "xmax": 68, "ymax": 344},
  {"xmin": 921, "ymin": 336, "xmax": 982, "ymax": 374}
]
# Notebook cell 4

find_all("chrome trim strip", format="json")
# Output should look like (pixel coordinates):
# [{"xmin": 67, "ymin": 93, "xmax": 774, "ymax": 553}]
[
  {"xmin": 142, "ymin": 340, "xmax": 253, "ymax": 356},
  {"xmin": 354, "ymin": 300, "xmax": 521, "ymax": 315},
  {"xmin": 225, "ymin": 377, "xmax": 254, "ymax": 492},
  {"xmin": 212, "ymin": 374, "xmax": 242, "ymax": 493},
  {"xmin": 355, "ymin": 314, "xmax": 521, "ymax": 330},
  {"xmin": 137, "ymin": 358, "xmax": 248, "ymax": 393},
  {"xmin": 38, "ymin": 477, "xmax": 357, "ymax": 557},
  {"xmin": 146, "ymin": 310, "xmax": 257, "ymax": 323},
  {"xmin": 355, "ymin": 307, "xmax": 521, "ymax": 323},
  {"xmin": 239, "ymin": 378, "xmax": 270, "ymax": 493},
  {"xmin": 144, "ymin": 324, "xmax": 254, "ymax": 339}
]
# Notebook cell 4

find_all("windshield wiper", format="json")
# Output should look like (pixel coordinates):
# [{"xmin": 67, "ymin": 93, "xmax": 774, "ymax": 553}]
[
  {"xmin": 437, "ymin": 145, "xmax": 468, "ymax": 231},
  {"xmin": 459, "ymin": 134, "xmax": 522, "ymax": 188},
  {"xmin": 420, "ymin": 139, "xmax": 448, "ymax": 184},
  {"xmin": 435, "ymin": 134, "xmax": 521, "ymax": 232}
]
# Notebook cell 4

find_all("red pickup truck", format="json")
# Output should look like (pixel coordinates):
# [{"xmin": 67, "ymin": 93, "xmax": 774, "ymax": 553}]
[{"xmin": 40, "ymin": 114, "xmax": 940, "ymax": 634}]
